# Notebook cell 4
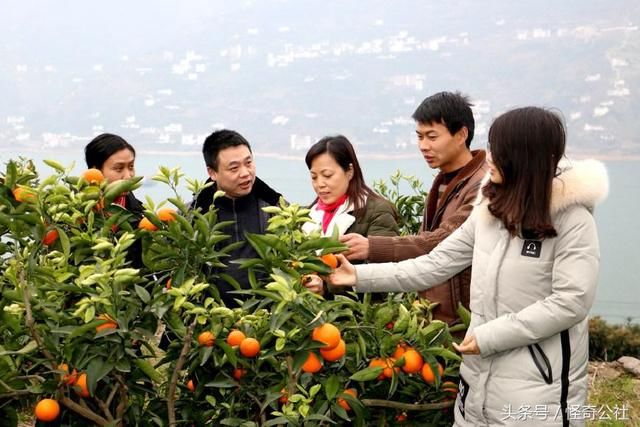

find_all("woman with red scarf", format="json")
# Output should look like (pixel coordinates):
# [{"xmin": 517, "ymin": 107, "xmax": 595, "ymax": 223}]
[{"xmin": 302, "ymin": 135, "xmax": 399, "ymax": 295}]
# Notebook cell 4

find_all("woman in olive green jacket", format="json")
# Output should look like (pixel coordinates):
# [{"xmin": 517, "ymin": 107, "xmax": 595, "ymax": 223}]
[{"xmin": 301, "ymin": 135, "xmax": 398, "ymax": 294}]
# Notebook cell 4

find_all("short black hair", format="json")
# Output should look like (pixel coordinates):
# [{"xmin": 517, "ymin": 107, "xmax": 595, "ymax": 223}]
[
  {"xmin": 412, "ymin": 91, "xmax": 475, "ymax": 147},
  {"xmin": 202, "ymin": 129, "xmax": 252, "ymax": 171},
  {"xmin": 85, "ymin": 133, "xmax": 136, "ymax": 169}
]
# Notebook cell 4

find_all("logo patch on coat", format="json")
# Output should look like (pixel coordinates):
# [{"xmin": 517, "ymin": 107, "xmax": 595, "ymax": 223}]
[{"xmin": 521, "ymin": 240, "xmax": 542, "ymax": 258}]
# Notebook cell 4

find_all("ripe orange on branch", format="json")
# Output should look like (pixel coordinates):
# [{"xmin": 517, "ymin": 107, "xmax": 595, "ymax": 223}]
[
  {"xmin": 138, "ymin": 217, "xmax": 158, "ymax": 231},
  {"xmin": 198, "ymin": 331, "xmax": 215, "ymax": 347},
  {"xmin": 226, "ymin": 330, "xmax": 246, "ymax": 347},
  {"xmin": 157, "ymin": 207, "xmax": 177, "ymax": 222},
  {"xmin": 312, "ymin": 323, "xmax": 341, "ymax": 350},
  {"xmin": 12, "ymin": 187, "xmax": 36, "ymax": 203},
  {"xmin": 320, "ymin": 339, "xmax": 346, "ymax": 362},
  {"xmin": 401, "ymin": 349, "xmax": 424, "ymax": 374},
  {"xmin": 34, "ymin": 399, "xmax": 60, "ymax": 422},
  {"xmin": 301, "ymin": 352, "xmax": 322, "ymax": 373},
  {"xmin": 42, "ymin": 229, "xmax": 59, "ymax": 246},
  {"xmin": 82, "ymin": 168, "xmax": 104, "ymax": 185},
  {"xmin": 421, "ymin": 362, "xmax": 444, "ymax": 384},
  {"xmin": 59, "ymin": 363, "xmax": 77, "ymax": 385},
  {"xmin": 320, "ymin": 253, "xmax": 339, "ymax": 269},
  {"xmin": 95, "ymin": 314, "xmax": 117, "ymax": 332},
  {"xmin": 75, "ymin": 373, "xmax": 90, "ymax": 397},
  {"xmin": 239, "ymin": 337, "xmax": 261, "ymax": 357},
  {"xmin": 337, "ymin": 388, "xmax": 357, "ymax": 411}
]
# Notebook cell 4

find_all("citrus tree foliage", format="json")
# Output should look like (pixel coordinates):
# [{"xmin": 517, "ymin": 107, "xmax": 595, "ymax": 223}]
[
  {"xmin": 1, "ymin": 160, "xmax": 461, "ymax": 426},
  {"xmin": 373, "ymin": 171, "xmax": 426, "ymax": 236}
]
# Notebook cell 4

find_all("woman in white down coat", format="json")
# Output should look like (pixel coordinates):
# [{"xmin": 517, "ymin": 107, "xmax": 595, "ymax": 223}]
[{"xmin": 329, "ymin": 107, "xmax": 609, "ymax": 426}]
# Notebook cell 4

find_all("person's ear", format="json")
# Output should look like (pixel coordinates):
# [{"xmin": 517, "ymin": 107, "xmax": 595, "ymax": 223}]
[
  {"xmin": 347, "ymin": 164, "xmax": 354, "ymax": 180},
  {"xmin": 456, "ymin": 127, "xmax": 469, "ymax": 146},
  {"xmin": 206, "ymin": 166, "xmax": 217, "ymax": 182}
]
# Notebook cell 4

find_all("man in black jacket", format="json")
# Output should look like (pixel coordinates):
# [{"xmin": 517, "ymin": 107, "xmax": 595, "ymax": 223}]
[{"xmin": 194, "ymin": 129, "xmax": 282, "ymax": 307}]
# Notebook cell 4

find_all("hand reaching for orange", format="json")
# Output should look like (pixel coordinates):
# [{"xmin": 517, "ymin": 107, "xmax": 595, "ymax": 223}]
[{"xmin": 327, "ymin": 254, "xmax": 357, "ymax": 287}]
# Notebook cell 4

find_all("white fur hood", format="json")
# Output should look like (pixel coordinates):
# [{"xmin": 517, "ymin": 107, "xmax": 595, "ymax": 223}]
[{"xmin": 475, "ymin": 158, "xmax": 609, "ymax": 215}]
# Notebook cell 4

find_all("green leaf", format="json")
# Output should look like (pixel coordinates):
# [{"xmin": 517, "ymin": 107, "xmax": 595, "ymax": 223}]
[
  {"xmin": 133, "ymin": 359, "xmax": 163, "ymax": 383},
  {"xmin": 43, "ymin": 159, "xmax": 66, "ymax": 172},
  {"xmin": 324, "ymin": 375, "xmax": 340, "ymax": 399},
  {"xmin": 456, "ymin": 303, "xmax": 471, "ymax": 328},
  {"xmin": 87, "ymin": 358, "xmax": 114, "ymax": 394},
  {"xmin": 134, "ymin": 285, "xmax": 151, "ymax": 303},
  {"xmin": 350, "ymin": 366, "xmax": 383, "ymax": 382}
]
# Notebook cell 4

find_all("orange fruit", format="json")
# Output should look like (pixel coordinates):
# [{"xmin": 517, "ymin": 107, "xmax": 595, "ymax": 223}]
[
  {"xmin": 301, "ymin": 352, "xmax": 322, "ymax": 373},
  {"xmin": 312, "ymin": 323, "xmax": 341, "ymax": 350},
  {"xmin": 232, "ymin": 368, "xmax": 246, "ymax": 380},
  {"xmin": 186, "ymin": 379, "xmax": 195, "ymax": 392},
  {"xmin": 165, "ymin": 278, "xmax": 172, "ymax": 289},
  {"xmin": 383, "ymin": 358, "xmax": 400, "ymax": 379},
  {"xmin": 157, "ymin": 207, "xmax": 177, "ymax": 222},
  {"xmin": 59, "ymin": 363, "xmax": 77, "ymax": 385},
  {"xmin": 96, "ymin": 314, "xmax": 117, "ymax": 332},
  {"xmin": 12, "ymin": 187, "xmax": 36, "ymax": 203},
  {"xmin": 395, "ymin": 413, "xmax": 408, "ymax": 423},
  {"xmin": 320, "ymin": 339, "xmax": 346, "ymax": 362},
  {"xmin": 75, "ymin": 373, "xmax": 90, "ymax": 397},
  {"xmin": 368, "ymin": 358, "xmax": 387, "ymax": 380},
  {"xmin": 82, "ymin": 168, "xmax": 105, "ymax": 185},
  {"xmin": 279, "ymin": 387, "xmax": 288, "ymax": 404},
  {"xmin": 42, "ymin": 229, "xmax": 59, "ymax": 246},
  {"xmin": 421, "ymin": 362, "xmax": 444, "ymax": 384},
  {"xmin": 198, "ymin": 331, "xmax": 215, "ymax": 347},
  {"xmin": 34, "ymin": 398, "xmax": 60, "ymax": 422},
  {"xmin": 239, "ymin": 337, "xmax": 261, "ymax": 358},
  {"xmin": 138, "ymin": 217, "xmax": 158, "ymax": 231},
  {"xmin": 320, "ymin": 253, "xmax": 339, "ymax": 269},
  {"xmin": 393, "ymin": 345, "xmax": 406, "ymax": 360},
  {"xmin": 401, "ymin": 349, "xmax": 424, "ymax": 374},
  {"xmin": 337, "ymin": 388, "xmax": 357, "ymax": 411},
  {"xmin": 385, "ymin": 321, "xmax": 395, "ymax": 329},
  {"xmin": 226, "ymin": 330, "xmax": 246, "ymax": 347}
]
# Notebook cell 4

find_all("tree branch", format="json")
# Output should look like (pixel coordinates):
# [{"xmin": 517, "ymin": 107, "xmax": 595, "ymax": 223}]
[
  {"xmin": 19, "ymin": 268, "xmax": 55, "ymax": 363},
  {"xmin": 60, "ymin": 397, "xmax": 109, "ymax": 426},
  {"xmin": 360, "ymin": 398, "xmax": 454, "ymax": 411},
  {"xmin": 115, "ymin": 374, "xmax": 128, "ymax": 427},
  {"xmin": 167, "ymin": 316, "xmax": 197, "ymax": 427}
]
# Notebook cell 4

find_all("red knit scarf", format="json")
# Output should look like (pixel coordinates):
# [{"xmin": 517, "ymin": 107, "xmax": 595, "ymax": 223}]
[{"xmin": 316, "ymin": 194, "xmax": 348, "ymax": 233}]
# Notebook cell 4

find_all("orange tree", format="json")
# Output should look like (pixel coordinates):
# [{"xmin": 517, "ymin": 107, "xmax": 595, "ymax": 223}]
[
  {"xmin": 0, "ymin": 161, "xmax": 236, "ymax": 425},
  {"xmin": 166, "ymin": 199, "xmax": 464, "ymax": 426}
]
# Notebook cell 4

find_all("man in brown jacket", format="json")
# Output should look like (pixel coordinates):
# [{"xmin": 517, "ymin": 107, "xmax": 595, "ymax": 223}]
[{"xmin": 340, "ymin": 91, "xmax": 488, "ymax": 324}]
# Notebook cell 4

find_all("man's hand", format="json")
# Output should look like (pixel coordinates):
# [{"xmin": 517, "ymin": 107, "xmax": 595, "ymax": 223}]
[
  {"xmin": 339, "ymin": 233, "xmax": 370, "ymax": 261},
  {"xmin": 452, "ymin": 334, "xmax": 480, "ymax": 355},
  {"xmin": 328, "ymin": 254, "xmax": 357, "ymax": 287},
  {"xmin": 302, "ymin": 274, "xmax": 324, "ymax": 295}
]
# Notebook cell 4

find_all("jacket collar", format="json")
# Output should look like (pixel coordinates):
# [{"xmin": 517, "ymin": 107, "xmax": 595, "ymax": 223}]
[
  {"xmin": 474, "ymin": 158, "xmax": 609, "ymax": 216},
  {"xmin": 194, "ymin": 176, "xmax": 282, "ymax": 212},
  {"xmin": 302, "ymin": 197, "xmax": 356, "ymax": 236}
]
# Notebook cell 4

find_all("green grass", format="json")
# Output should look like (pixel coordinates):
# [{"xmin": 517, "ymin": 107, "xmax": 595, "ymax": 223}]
[{"xmin": 588, "ymin": 373, "xmax": 639, "ymax": 426}]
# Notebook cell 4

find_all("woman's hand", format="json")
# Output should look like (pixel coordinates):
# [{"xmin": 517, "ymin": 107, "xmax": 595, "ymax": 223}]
[
  {"xmin": 302, "ymin": 274, "xmax": 324, "ymax": 295},
  {"xmin": 328, "ymin": 254, "xmax": 357, "ymax": 287},
  {"xmin": 452, "ymin": 334, "xmax": 480, "ymax": 355}
]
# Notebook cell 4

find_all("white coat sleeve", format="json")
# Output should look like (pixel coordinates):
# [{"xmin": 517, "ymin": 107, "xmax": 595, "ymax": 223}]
[
  {"xmin": 353, "ymin": 210, "xmax": 476, "ymax": 293},
  {"xmin": 474, "ymin": 206, "xmax": 599, "ymax": 357}
]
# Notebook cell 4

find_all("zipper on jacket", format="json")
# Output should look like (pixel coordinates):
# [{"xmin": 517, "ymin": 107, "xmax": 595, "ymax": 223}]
[
  {"xmin": 527, "ymin": 343, "xmax": 553, "ymax": 384},
  {"xmin": 559, "ymin": 330, "xmax": 570, "ymax": 427},
  {"xmin": 232, "ymin": 199, "xmax": 240, "ymax": 242}
]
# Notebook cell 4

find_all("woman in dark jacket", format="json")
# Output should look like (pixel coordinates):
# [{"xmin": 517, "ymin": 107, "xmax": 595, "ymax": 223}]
[
  {"xmin": 301, "ymin": 135, "xmax": 399, "ymax": 295},
  {"xmin": 84, "ymin": 133, "xmax": 144, "ymax": 267}
]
